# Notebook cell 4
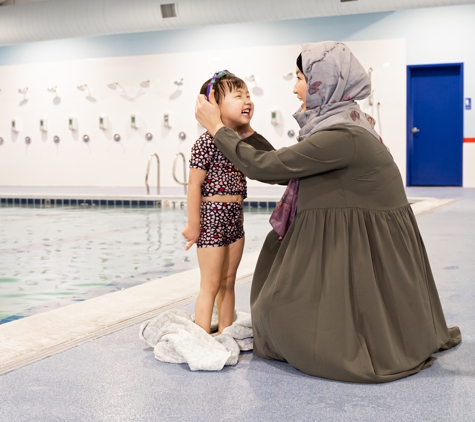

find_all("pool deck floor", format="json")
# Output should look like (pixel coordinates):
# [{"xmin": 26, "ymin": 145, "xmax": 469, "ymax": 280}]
[{"xmin": 1, "ymin": 187, "xmax": 475, "ymax": 421}]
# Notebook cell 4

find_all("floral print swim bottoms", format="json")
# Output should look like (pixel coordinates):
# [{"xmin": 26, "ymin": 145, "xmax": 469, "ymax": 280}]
[{"xmin": 197, "ymin": 201, "xmax": 244, "ymax": 248}]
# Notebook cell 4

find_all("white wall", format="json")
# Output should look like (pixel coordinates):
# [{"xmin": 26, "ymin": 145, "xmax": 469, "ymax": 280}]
[
  {"xmin": 0, "ymin": 39, "xmax": 406, "ymax": 189},
  {"xmin": 1, "ymin": 4, "xmax": 474, "ymax": 187}
]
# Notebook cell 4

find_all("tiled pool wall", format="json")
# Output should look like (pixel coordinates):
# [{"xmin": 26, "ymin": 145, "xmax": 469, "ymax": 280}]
[
  {"xmin": 1, "ymin": 197, "xmax": 180, "ymax": 208},
  {"xmin": 0, "ymin": 196, "xmax": 278, "ymax": 210},
  {"xmin": 1, "ymin": 196, "xmax": 423, "ymax": 209}
]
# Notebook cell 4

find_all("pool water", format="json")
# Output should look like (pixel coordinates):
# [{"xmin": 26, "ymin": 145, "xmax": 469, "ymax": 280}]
[{"xmin": 0, "ymin": 205, "xmax": 273, "ymax": 324}]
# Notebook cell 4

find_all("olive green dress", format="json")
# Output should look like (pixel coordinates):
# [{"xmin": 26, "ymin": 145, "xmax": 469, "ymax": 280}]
[{"xmin": 214, "ymin": 124, "xmax": 461, "ymax": 383}]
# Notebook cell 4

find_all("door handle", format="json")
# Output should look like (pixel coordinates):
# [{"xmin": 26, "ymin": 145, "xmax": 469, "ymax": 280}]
[{"xmin": 412, "ymin": 127, "xmax": 420, "ymax": 134}]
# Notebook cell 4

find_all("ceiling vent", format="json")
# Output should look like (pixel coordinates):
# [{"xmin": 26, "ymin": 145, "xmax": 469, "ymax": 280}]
[{"xmin": 160, "ymin": 3, "xmax": 177, "ymax": 19}]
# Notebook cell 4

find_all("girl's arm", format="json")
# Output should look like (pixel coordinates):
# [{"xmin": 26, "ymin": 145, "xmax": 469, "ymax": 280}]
[{"xmin": 182, "ymin": 168, "xmax": 207, "ymax": 251}]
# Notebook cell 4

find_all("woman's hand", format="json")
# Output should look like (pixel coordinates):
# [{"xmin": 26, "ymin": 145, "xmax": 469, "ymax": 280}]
[
  {"xmin": 182, "ymin": 224, "xmax": 201, "ymax": 251},
  {"xmin": 195, "ymin": 90, "xmax": 224, "ymax": 137}
]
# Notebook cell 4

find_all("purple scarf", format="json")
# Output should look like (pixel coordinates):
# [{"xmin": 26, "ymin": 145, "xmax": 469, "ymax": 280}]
[{"xmin": 269, "ymin": 179, "xmax": 299, "ymax": 241}]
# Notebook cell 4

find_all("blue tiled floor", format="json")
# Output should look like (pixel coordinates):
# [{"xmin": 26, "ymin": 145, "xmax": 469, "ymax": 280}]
[{"xmin": 1, "ymin": 187, "xmax": 474, "ymax": 422}]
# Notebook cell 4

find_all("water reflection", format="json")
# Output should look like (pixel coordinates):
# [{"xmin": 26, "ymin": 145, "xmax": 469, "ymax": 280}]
[{"xmin": 0, "ymin": 206, "xmax": 273, "ymax": 322}]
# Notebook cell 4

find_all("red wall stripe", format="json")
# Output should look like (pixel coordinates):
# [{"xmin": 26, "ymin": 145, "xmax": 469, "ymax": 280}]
[{"xmin": 464, "ymin": 138, "xmax": 475, "ymax": 143}]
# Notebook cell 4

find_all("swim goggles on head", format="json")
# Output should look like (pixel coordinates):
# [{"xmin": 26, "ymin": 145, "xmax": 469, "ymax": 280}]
[{"xmin": 206, "ymin": 69, "xmax": 234, "ymax": 100}]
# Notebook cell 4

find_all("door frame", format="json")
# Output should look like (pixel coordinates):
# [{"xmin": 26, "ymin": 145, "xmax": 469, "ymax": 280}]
[{"xmin": 406, "ymin": 63, "xmax": 464, "ymax": 186}]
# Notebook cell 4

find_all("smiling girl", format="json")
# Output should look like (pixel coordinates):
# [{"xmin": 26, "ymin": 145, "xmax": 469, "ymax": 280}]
[{"xmin": 182, "ymin": 71, "xmax": 273, "ymax": 334}]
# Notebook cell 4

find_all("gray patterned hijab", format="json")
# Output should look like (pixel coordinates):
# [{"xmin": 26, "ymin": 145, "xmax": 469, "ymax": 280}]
[{"xmin": 293, "ymin": 41, "xmax": 383, "ymax": 144}]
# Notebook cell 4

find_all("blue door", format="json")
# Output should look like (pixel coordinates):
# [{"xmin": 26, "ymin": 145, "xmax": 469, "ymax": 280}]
[{"xmin": 407, "ymin": 64, "xmax": 463, "ymax": 186}]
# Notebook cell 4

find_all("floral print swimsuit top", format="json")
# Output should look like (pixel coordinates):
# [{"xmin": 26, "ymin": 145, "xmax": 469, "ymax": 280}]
[{"xmin": 189, "ymin": 132, "xmax": 247, "ymax": 200}]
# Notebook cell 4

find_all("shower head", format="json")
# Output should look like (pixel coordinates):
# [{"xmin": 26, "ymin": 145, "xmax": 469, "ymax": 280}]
[{"xmin": 77, "ymin": 84, "xmax": 93, "ymax": 98}]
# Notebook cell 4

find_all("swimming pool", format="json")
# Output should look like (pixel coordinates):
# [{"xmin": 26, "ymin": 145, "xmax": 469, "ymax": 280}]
[{"xmin": 0, "ymin": 204, "xmax": 274, "ymax": 324}]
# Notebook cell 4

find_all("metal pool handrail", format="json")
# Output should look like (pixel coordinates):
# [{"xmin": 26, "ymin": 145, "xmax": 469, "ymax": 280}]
[
  {"xmin": 145, "ymin": 153, "xmax": 160, "ymax": 195},
  {"xmin": 173, "ymin": 152, "xmax": 188, "ymax": 195}
]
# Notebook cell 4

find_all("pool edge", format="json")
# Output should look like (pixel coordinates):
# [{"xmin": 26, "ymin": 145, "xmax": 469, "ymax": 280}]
[{"xmin": 0, "ymin": 252, "xmax": 259, "ymax": 375}]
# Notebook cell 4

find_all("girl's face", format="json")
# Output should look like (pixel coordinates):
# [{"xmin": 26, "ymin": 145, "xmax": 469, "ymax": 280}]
[
  {"xmin": 293, "ymin": 67, "xmax": 307, "ymax": 111},
  {"xmin": 218, "ymin": 86, "xmax": 254, "ymax": 130}
]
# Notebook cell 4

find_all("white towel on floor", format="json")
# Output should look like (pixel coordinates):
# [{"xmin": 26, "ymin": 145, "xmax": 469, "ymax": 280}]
[{"xmin": 139, "ymin": 307, "xmax": 253, "ymax": 371}]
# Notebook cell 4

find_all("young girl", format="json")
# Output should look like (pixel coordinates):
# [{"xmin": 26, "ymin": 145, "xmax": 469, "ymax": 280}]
[{"xmin": 182, "ymin": 71, "xmax": 273, "ymax": 334}]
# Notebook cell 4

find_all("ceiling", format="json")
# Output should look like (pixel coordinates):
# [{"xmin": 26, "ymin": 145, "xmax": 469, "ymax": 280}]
[{"xmin": 0, "ymin": 0, "xmax": 474, "ymax": 46}]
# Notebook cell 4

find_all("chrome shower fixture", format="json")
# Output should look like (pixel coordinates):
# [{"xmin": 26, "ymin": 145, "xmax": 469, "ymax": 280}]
[
  {"xmin": 18, "ymin": 87, "xmax": 28, "ymax": 95},
  {"xmin": 47, "ymin": 86, "xmax": 57, "ymax": 93},
  {"xmin": 77, "ymin": 84, "xmax": 90, "ymax": 94},
  {"xmin": 173, "ymin": 78, "xmax": 184, "ymax": 86},
  {"xmin": 77, "ymin": 84, "xmax": 92, "ymax": 97},
  {"xmin": 108, "ymin": 82, "xmax": 127, "ymax": 95},
  {"xmin": 140, "ymin": 80, "xmax": 150, "ymax": 88},
  {"xmin": 245, "ymin": 74, "xmax": 263, "ymax": 96}
]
